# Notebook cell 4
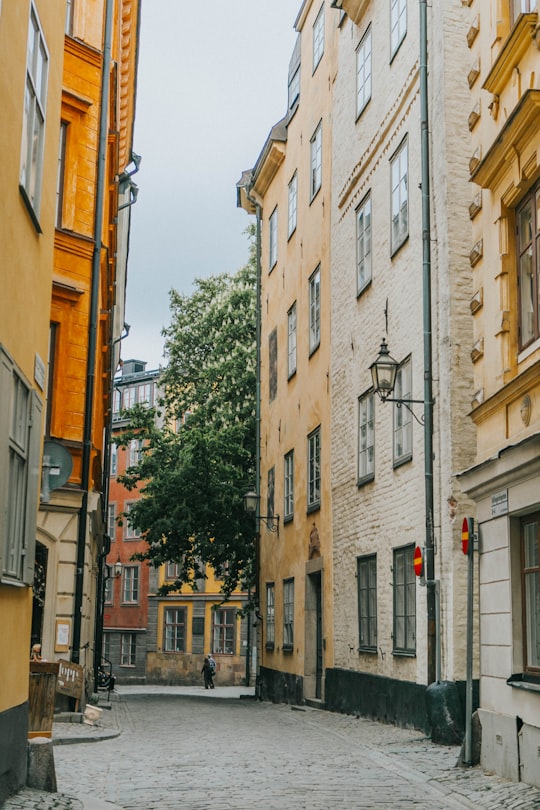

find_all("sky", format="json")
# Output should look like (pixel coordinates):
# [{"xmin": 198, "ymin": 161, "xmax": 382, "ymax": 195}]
[{"xmin": 120, "ymin": 2, "xmax": 299, "ymax": 369}]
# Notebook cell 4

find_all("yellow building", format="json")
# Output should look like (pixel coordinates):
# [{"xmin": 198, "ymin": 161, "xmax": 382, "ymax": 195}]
[
  {"xmin": 458, "ymin": 1, "xmax": 540, "ymax": 788},
  {"xmin": 146, "ymin": 564, "xmax": 250, "ymax": 687},
  {"xmin": 0, "ymin": 0, "xmax": 65, "ymax": 799},
  {"xmin": 34, "ymin": 0, "xmax": 141, "ymax": 705},
  {"xmin": 238, "ymin": 0, "xmax": 338, "ymax": 704}
]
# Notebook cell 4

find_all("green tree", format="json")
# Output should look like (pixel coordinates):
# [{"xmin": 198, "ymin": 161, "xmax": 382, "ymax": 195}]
[{"xmin": 116, "ymin": 235, "xmax": 257, "ymax": 600}]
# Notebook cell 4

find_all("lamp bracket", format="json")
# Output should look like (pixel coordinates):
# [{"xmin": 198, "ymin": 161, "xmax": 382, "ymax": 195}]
[
  {"xmin": 258, "ymin": 515, "xmax": 280, "ymax": 534},
  {"xmin": 377, "ymin": 397, "xmax": 429, "ymax": 425}
]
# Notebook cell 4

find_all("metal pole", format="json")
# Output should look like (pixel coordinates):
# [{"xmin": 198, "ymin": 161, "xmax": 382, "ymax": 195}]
[
  {"xmin": 464, "ymin": 522, "xmax": 475, "ymax": 764},
  {"xmin": 419, "ymin": 0, "xmax": 437, "ymax": 686}
]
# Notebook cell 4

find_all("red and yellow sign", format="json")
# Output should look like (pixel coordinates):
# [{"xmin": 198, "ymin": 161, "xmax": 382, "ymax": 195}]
[{"xmin": 413, "ymin": 546, "xmax": 424, "ymax": 577}]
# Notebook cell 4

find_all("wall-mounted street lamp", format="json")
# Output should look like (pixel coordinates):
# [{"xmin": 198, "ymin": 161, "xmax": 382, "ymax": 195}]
[
  {"xmin": 114, "ymin": 557, "xmax": 122, "ymax": 578},
  {"xmin": 369, "ymin": 338, "xmax": 427, "ymax": 424},
  {"xmin": 244, "ymin": 491, "xmax": 279, "ymax": 534}
]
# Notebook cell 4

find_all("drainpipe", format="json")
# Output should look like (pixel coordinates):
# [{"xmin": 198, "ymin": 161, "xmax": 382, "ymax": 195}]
[
  {"xmin": 72, "ymin": 0, "xmax": 115, "ymax": 667},
  {"xmin": 419, "ymin": 0, "xmax": 437, "ymax": 686}
]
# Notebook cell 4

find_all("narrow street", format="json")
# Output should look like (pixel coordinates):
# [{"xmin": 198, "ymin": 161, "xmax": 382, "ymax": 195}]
[{"xmin": 45, "ymin": 688, "xmax": 540, "ymax": 810}]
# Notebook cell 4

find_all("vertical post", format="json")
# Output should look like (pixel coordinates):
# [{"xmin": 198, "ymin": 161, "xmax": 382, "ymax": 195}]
[
  {"xmin": 465, "ymin": 520, "xmax": 475, "ymax": 764},
  {"xmin": 419, "ymin": 0, "xmax": 437, "ymax": 686}
]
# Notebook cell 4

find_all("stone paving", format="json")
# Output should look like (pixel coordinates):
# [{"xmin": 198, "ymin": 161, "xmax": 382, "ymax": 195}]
[{"xmin": 4, "ymin": 686, "xmax": 540, "ymax": 809}]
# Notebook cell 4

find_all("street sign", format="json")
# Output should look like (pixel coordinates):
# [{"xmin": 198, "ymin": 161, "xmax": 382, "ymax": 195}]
[
  {"xmin": 461, "ymin": 517, "xmax": 473, "ymax": 556},
  {"xmin": 413, "ymin": 546, "xmax": 424, "ymax": 577}
]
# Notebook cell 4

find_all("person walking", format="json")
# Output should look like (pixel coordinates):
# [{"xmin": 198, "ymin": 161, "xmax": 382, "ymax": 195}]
[{"xmin": 201, "ymin": 657, "xmax": 214, "ymax": 689}]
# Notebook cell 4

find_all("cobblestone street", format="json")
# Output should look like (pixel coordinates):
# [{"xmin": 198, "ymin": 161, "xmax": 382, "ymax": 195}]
[{"xmin": 13, "ymin": 687, "xmax": 539, "ymax": 810}]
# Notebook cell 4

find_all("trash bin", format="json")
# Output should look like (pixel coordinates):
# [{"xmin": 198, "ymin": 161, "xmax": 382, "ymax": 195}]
[{"xmin": 28, "ymin": 661, "xmax": 60, "ymax": 739}]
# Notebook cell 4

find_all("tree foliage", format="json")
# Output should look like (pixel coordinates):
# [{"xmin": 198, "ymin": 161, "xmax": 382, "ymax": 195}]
[{"xmin": 116, "ymin": 232, "xmax": 257, "ymax": 600}]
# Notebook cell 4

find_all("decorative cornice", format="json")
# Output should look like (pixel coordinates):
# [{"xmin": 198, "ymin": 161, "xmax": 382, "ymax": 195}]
[
  {"xmin": 54, "ymin": 229, "xmax": 94, "ymax": 260},
  {"xmin": 483, "ymin": 13, "xmax": 538, "ymax": 96},
  {"xmin": 64, "ymin": 34, "xmax": 102, "ymax": 69},
  {"xmin": 470, "ymin": 358, "xmax": 540, "ymax": 424}
]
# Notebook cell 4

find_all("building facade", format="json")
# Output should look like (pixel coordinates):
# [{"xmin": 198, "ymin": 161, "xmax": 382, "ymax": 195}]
[
  {"xmin": 34, "ymin": 0, "xmax": 141, "ymax": 703},
  {"xmin": 458, "ymin": 0, "xmax": 540, "ymax": 788},
  {"xmin": 239, "ymin": 0, "xmax": 338, "ymax": 705},
  {"xmin": 0, "ymin": 1, "xmax": 65, "ymax": 799},
  {"xmin": 326, "ymin": 0, "xmax": 477, "ymax": 730}
]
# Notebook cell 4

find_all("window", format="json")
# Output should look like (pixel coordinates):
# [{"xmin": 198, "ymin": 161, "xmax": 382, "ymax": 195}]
[
  {"xmin": 120, "ymin": 632, "xmax": 136, "ymax": 666},
  {"xmin": 393, "ymin": 358, "xmax": 412, "ymax": 465},
  {"xmin": 269, "ymin": 328, "xmax": 278, "ymax": 401},
  {"xmin": 288, "ymin": 173, "xmax": 298, "ymax": 237},
  {"xmin": 0, "ymin": 348, "xmax": 42, "ymax": 584},
  {"xmin": 284, "ymin": 451, "xmax": 294, "ymax": 521},
  {"xmin": 356, "ymin": 193, "xmax": 372, "ymax": 293},
  {"xmin": 287, "ymin": 303, "xmax": 297, "ymax": 378},
  {"xmin": 122, "ymin": 565, "xmax": 139, "ymax": 604},
  {"xmin": 112, "ymin": 388, "xmax": 121, "ymax": 416},
  {"xmin": 20, "ymin": 3, "xmax": 49, "ymax": 220},
  {"xmin": 110, "ymin": 443, "xmax": 117, "ymax": 476},
  {"xmin": 56, "ymin": 123, "xmax": 67, "ymax": 228},
  {"xmin": 512, "ymin": 0, "xmax": 533, "ymax": 23},
  {"xmin": 266, "ymin": 583, "xmax": 275, "ymax": 648},
  {"xmin": 129, "ymin": 438, "xmax": 142, "ymax": 467},
  {"xmin": 357, "ymin": 555, "xmax": 377, "ymax": 651},
  {"xmin": 356, "ymin": 27, "xmax": 372, "ymax": 118},
  {"xmin": 65, "ymin": 0, "xmax": 74, "ymax": 35},
  {"xmin": 103, "ymin": 632, "xmax": 111, "ymax": 662},
  {"xmin": 391, "ymin": 0, "xmax": 407, "ymax": 57},
  {"xmin": 123, "ymin": 386, "xmax": 136, "ymax": 409},
  {"xmin": 313, "ymin": 5, "xmax": 325, "ymax": 71},
  {"xmin": 267, "ymin": 466, "xmax": 275, "ymax": 525},
  {"xmin": 283, "ymin": 579, "xmax": 294, "ymax": 649},
  {"xmin": 107, "ymin": 503, "xmax": 116, "ymax": 541},
  {"xmin": 391, "ymin": 138, "xmax": 408, "ymax": 253},
  {"xmin": 358, "ymin": 392, "xmax": 375, "ymax": 483},
  {"xmin": 212, "ymin": 608, "xmax": 235, "ymax": 654},
  {"xmin": 516, "ymin": 180, "xmax": 540, "ymax": 348},
  {"xmin": 164, "ymin": 608, "xmax": 186, "ymax": 653},
  {"xmin": 393, "ymin": 545, "xmax": 416, "ymax": 654},
  {"xmin": 288, "ymin": 35, "xmax": 301, "ymax": 111},
  {"xmin": 124, "ymin": 502, "xmax": 141, "ymax": 539},
  {"xmin": 139, "ymin": 383, "xmax": 153, "ymax": 407},
  {"xmin": 522, "ymin": 516, "xmax": 540, "ymax": 672},
  {"xmin": 269, "ymin": 207, "xmax": 278, "ymax": 270},
  {"xmin": 308, "ymin": 427, "xmax": 321, "ymax": 511},
  {"xmin": 104, "ymin": 567, "xmax": 113, "ymax": 604},
  {"xmin": 45, "ymin": 323, "xmax": 57, "ymax": 437},
  {"xmin": 166, "ymin": 562, "xmax": 182, "ymax": 580},
  {"xmin": 310, "ymin": 123, "xmax": 322, "ymax": 199},
  {"xmin": 309, "ymin": 267, "xmax": 321, "ymax": 354}
]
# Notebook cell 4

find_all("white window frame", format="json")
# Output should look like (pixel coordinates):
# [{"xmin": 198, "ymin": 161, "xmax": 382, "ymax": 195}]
[
  {"xmin": 522, "ymin": 516, "xmax": 540, "ymax": 672},
  {"xmin": 356, "ymin": 193, "xmax": 372, "ymax": 293},
  {"xmin": 312, "ymin": 5, "xmax": 325, "ymax": 71},
  {"xmin": 56, "ymin": 122, "xmax": 67, "ymax": 228},
  {"xmin": 266, "ymin": 583, "xmax": 275, "ymax": 648},
  {"xmin": 107, "ymin": 503, "xmax": 116, "ymax": 541},
  {"xmin": 122, "ymin": 565, "xmax": 139, "ymax": 604},
  {"xmin": 212, "ymin": 607, "xmax": 236, "ymax": 654},
  {"xmin": 309, "ymin": 267, "xmax": 321, "ymax": 354},
  {"xmin": 358, "ymin": 392, "xmax": 375, "ymax": 483},
  {"xmin": 110, "ymin": 443, "xmax": 117, "ymax": 476},
  {"xmin": 391, "ymin": 0, "xmax": 407, "ymax": 57},
  {"xmin": 393, "ymin": 544, "xmax": 416, "ymax": 654},
  {"xmin": 129, "ymin": 438, "xmax": 141, "ymax": 467},
  {"xmin": 0, "ymin": 347, "xmax": 42, "ymax": 584},
  {"xmin": 20, "ymin": 2, "xmax": 49, "ymax": 220},
  {"xmin": 166, "ymin": 562, "xmax": 182, "ymax": 580},
  {"xmin": 120, "ymin": 632, "xmax": 136, "ymax": 666},
  {"xmin": 356, "ymin": 26, "xmax": 372, "ymax": 118},
  {"xmin": 307, "ymin": 427, "xmax": 321, "ymax": 511},
  {"xmin": 124, "ymin": 502, "xmax": 141, "ymax": 539},
  {"xmin": 104, "ymin": 567, "xmax": 113, "ymax": 605},
  {"xmin": 310, "ymin": 123, "xmax": 322, "ymax": 200},
  {"xmin": 269, "ymin": 207, "xmax": 278, "ymax": 270},
  {"xmin": 288, "ymin": 172, "xmax": 298, "ymax": 237},
  {"xmin": 123, "ymin": 386, "xmax": 137, "ymax": 409},
  {"xmin": 164, "ymin": 607, "xmax": 186, "ymax": 653},
  {"xmin": 283, "ymin": 578, "xmax": 295, "ymax": 648},
  {"xmin": 284, "ymin": 450, "xmax": 294, "ymax": 521},
  {"xmin": 512, "ymin": 0, "xmax": 533, "ymax": 23},
  {"xmin": 288, "ymin": 35, "xmax": 301, "ymax": 111},
  {"xmin": 391, "ymin": 138, "xmax": 408, "ymax": 254},
  {"xmin": 287, "ymin": 303, "xmax": 297, "ymax": 378},
  {"xmin": 393, "ymin": 357, "xmax": 412, "ymax": 465},
  {"xmin": 357, "ymin": 554, "xmax": 377, "ymax": 651}
]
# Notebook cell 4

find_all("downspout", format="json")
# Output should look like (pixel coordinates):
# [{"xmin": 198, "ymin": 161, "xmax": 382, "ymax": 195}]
[
  {"xmin": 72, "ymin": 0, "xmax": 115, "ymax": 667},
  {"xmin": 419, "ymin": 0, "xmax": 437, "ymax": 686}
]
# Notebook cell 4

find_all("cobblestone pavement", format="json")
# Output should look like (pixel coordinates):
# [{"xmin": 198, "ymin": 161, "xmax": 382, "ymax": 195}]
[{"xmin": 5, "ymin": 687, "xmax": 540, "ymax": 810}]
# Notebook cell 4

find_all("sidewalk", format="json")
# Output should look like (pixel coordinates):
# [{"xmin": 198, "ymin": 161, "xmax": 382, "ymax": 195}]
[{"xmin": 4, "ymin": 685, "xmax": 254, "ymax": 809}]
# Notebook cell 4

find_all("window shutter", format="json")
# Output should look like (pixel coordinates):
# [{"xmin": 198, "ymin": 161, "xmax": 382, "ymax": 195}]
[
  {"xmin": 23, "ymin": 391, "xmax": 43, "ymax": 585},
  {"xmin": 0, "ymin": 349, "xmax": 12, "ymax": 574}
]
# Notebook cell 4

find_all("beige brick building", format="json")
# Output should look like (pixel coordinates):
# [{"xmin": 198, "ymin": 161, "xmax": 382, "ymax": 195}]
[
  {"xmin": 327, "ymin": 0, "xmax": 476, "ymax": 729},
  {"xmin": 458, "ymin": 0, "xmax": 540, "ymax": 788}
]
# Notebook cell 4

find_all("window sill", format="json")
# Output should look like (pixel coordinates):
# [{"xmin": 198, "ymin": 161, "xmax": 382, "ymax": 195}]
[
  {"xmin": 356, "ymin": 278, "xmax": 372, "ymax": 298},
  {"xmin": 507, "ymin": 673, "xmax": 540, "ymax": 693},
  {"xmin": 392, "ymin": 650, "xmax": 416, "ymax": 658},
  {"xmin": 284, "ymin": 513, "xmax": 294, "ymax": 525},
  {"xmin": 307, "ymin": 502, "xmax": 320, "ymax": 515},
  {"xmin": 357, "ymin": 474, "xmax": 374, "ymax": 488},
  {"xmin": 19, "ymin": 184, "xmax": 43, "ymax": 234},
  {"xmin": 0, "ymin": 577, "xmax": 26, "ymax": 588},
  {"xmin": 282, "ymin": 644, "xmax": 294, "ymax": 654},
  {"xmin": 393, "ymin": 453, "xmax": 412, "ymax": 470},
  {"xmin": 265, "ymin": 642, "xmax": 275, "ymax": 651},
  {"xmin": 358, "ymin": 646, "xmax": 377, "ymax": 655}
]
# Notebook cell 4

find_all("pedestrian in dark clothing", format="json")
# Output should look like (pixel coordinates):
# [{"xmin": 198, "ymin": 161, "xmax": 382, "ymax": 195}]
[{"xmin": 201, "ymin": 657, "xmax": 214, "ymax": 689}]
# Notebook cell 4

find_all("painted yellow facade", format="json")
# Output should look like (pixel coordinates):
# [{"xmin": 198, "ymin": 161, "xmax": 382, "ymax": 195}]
[
  {"xmin": 239, "ymin": 0, "xmax": 338, "ymax": 703},
  {"xmin": 0, "ymin": 0, "xmax": 65, "ymax": 798},
  {"xmin": 459, "ymin": 1, "xmax": 540, "ymax": 788}
]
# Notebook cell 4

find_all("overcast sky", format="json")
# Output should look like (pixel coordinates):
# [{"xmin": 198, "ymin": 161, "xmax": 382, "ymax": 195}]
[{"xmin": 121, "ymin": 2, "xmax": 299, "ymax": 369}]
